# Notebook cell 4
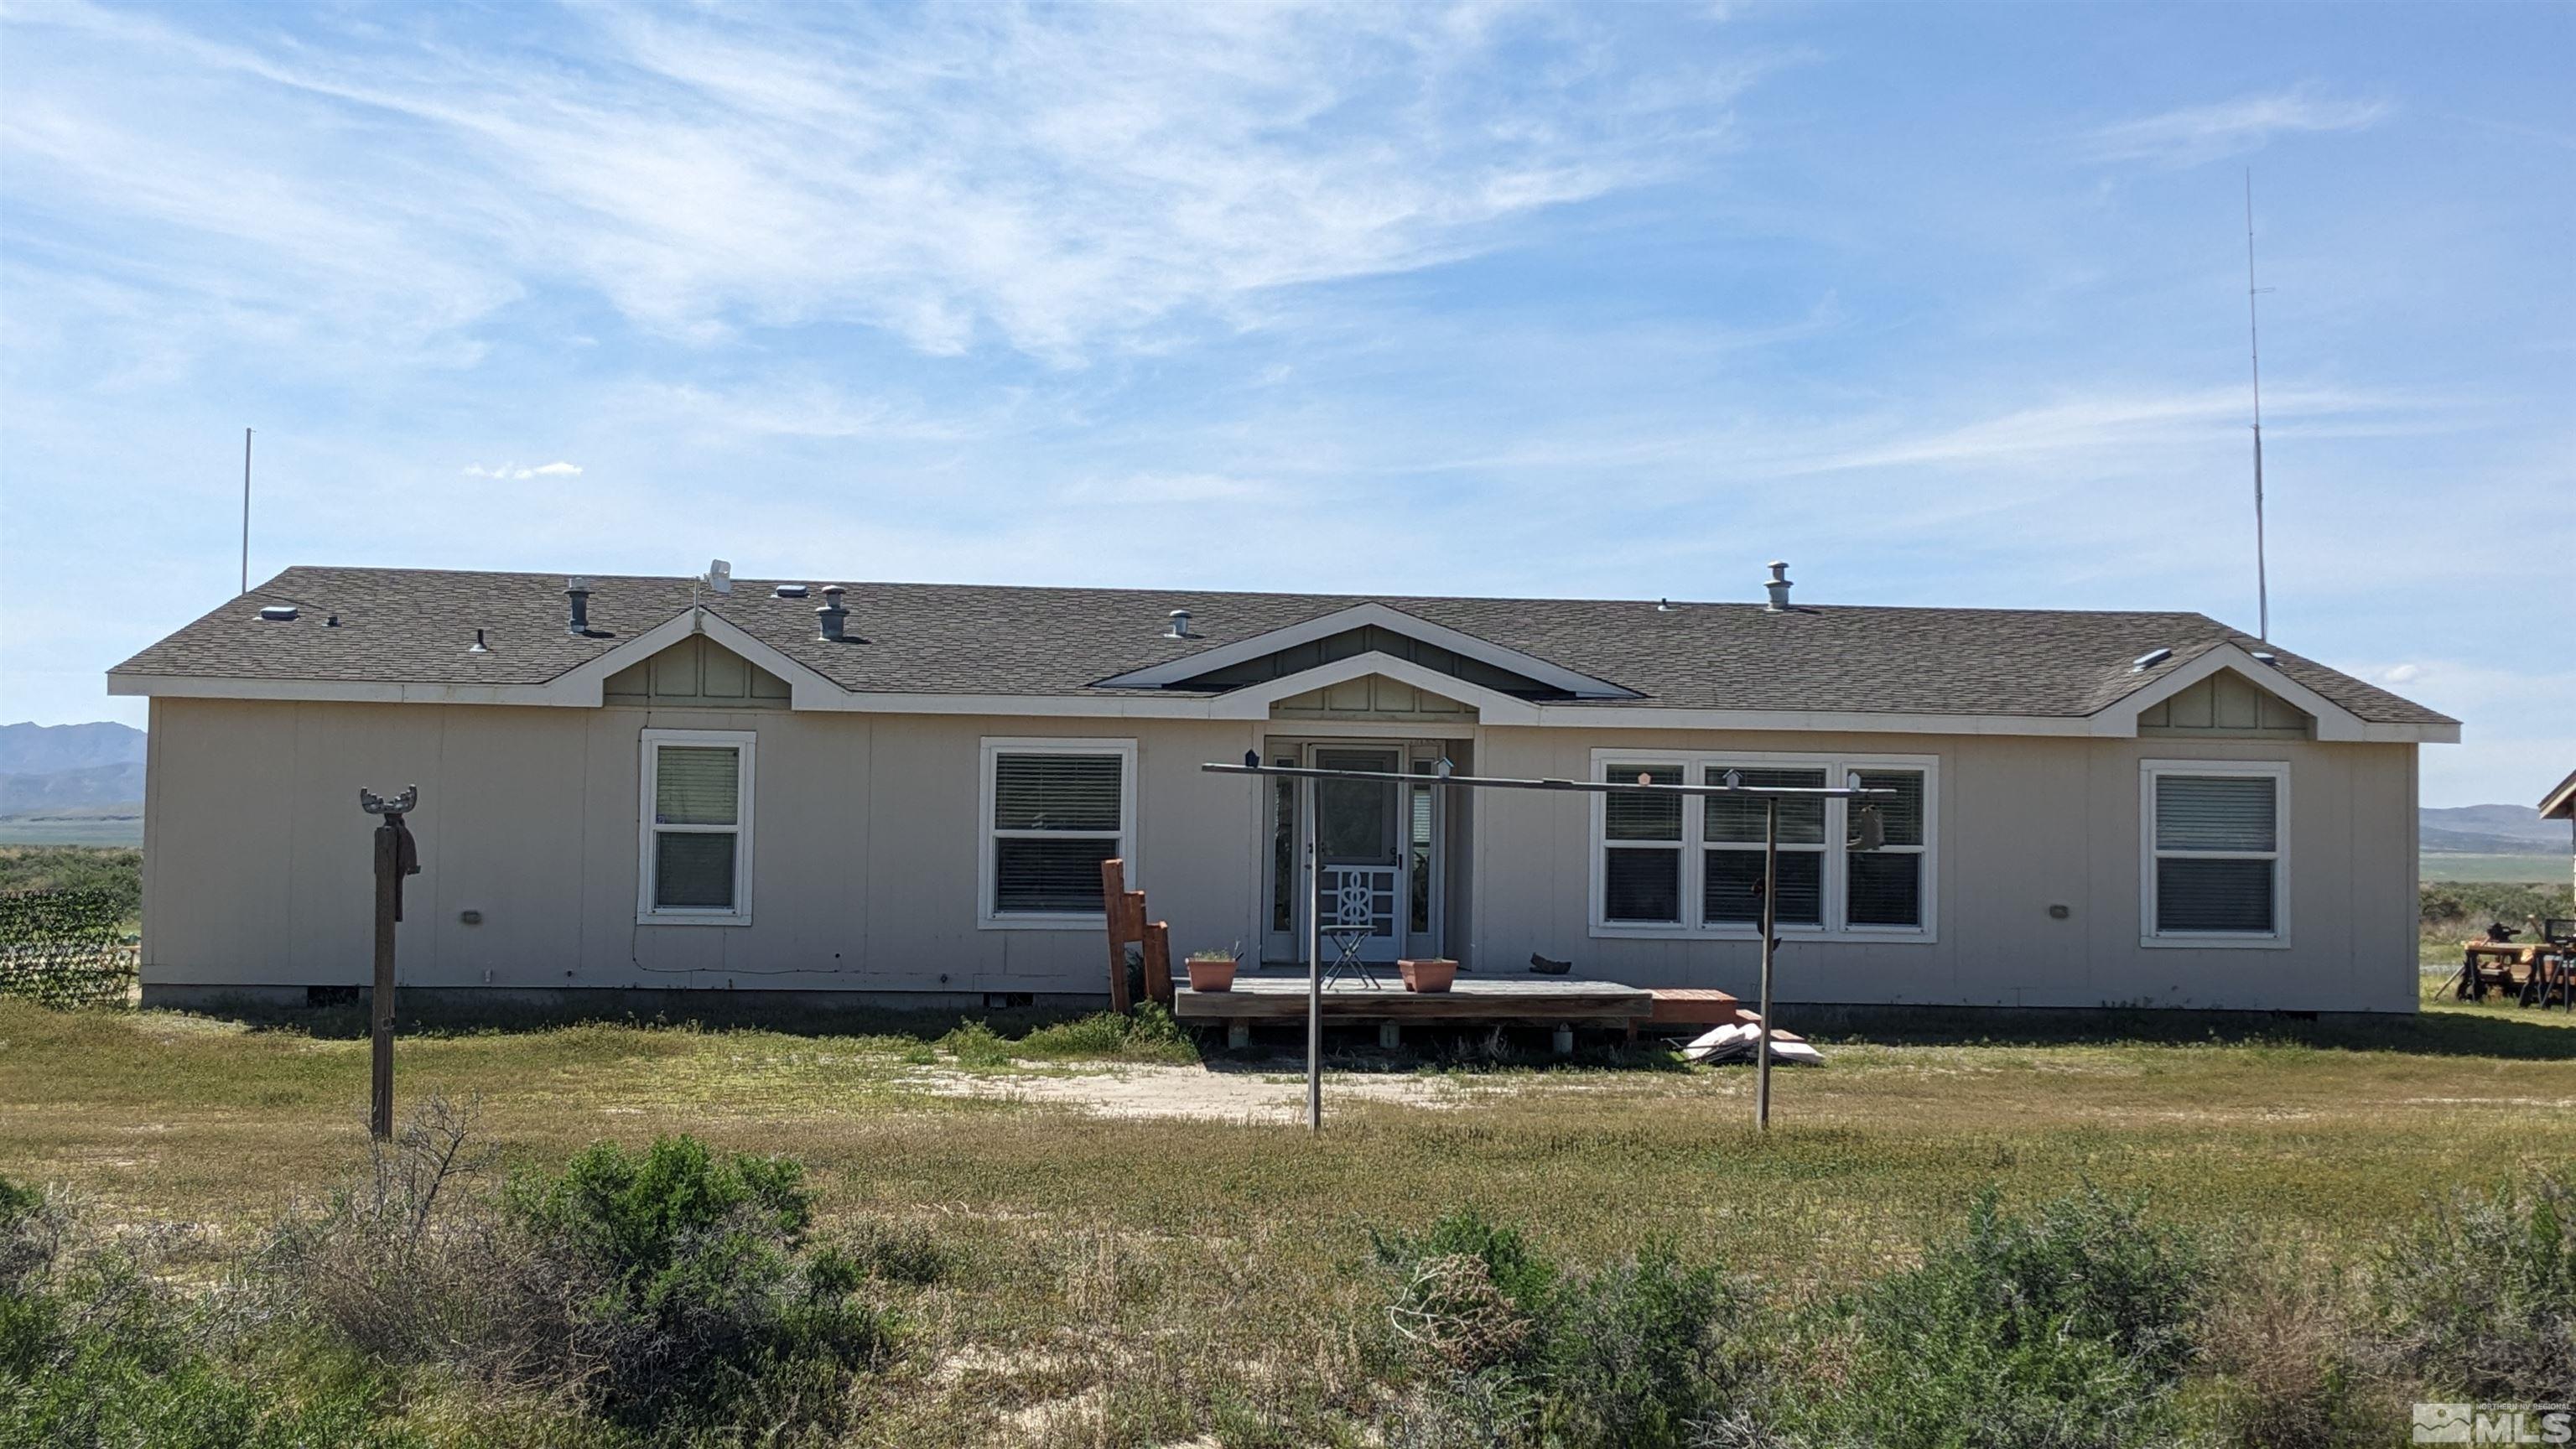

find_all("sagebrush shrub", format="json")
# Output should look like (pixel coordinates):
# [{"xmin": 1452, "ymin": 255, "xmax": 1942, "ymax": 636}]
[
  {"xmin": 2374, "ymin": 1167, "xmax": 2576, "ymax": 1401},
  {"xmin": 505, "ymin": 1133, "xmax": 898, "ymax": 1429},
  {"xmin": 1373, "ymin": 1208, "xmax": 1747, "ymax": 1449},
  {"xmin": 1803, "ymin": 1185, "xmax": 2207, "ymax": 1449}
]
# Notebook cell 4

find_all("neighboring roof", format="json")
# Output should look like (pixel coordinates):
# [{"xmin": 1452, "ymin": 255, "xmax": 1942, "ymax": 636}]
[
  {"xmin": 109, "ymin": 565, "xmax": 2457, "ymax": 731},
  {"xmin": 2541, "ymin": 769, "xmax": 2576, "ymax": 822}
]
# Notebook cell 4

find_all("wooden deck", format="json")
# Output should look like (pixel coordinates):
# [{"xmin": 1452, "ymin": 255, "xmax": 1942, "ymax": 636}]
[{"xmin": 1173, "ymin": 972, "xmax": 1654, "ymax": 1026}]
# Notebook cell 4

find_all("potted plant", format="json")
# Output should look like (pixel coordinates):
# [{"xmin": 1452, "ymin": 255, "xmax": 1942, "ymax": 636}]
[
  {"xmin": 1399, "ymin": 958, "xmax": 1458, "ymax": 994},
  {"xmin": 1186, "ymin": 947, "xmax": 1240, "ymax": 993}
]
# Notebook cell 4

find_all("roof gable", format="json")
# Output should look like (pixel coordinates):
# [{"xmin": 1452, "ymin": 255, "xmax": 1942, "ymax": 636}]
[{"xmin": 1093, "ymin": 602, "xmax": 1634, "ymax": 699}]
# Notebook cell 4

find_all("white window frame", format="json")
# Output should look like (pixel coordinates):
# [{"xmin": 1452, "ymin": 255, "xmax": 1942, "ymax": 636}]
[
  {"xmin": 636, "ymin": 728, "xmax": 756, "ymax": 927},
  {"xmin": 1587, "ymin": 748, "xmax": 1938, "ymax": 943},
  {"xmin": 2139, "ymin": 759, "xmax": 2291, "ymax": 949},
  {"xmin": 979, "ymin": 737, "xmax": 1138, "ymax": 931},
  {"xmin": 1594, "ymin": 760, "xmax": 1689, "ymax": 928}
]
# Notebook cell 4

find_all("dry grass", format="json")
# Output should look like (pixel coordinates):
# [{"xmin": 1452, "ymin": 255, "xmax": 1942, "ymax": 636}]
[{"xmin": 4, "ymin": 998, "xmax": 2573, "ymax": 1442}]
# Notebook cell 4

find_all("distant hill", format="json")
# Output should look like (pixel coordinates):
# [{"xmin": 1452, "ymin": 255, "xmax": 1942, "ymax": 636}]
[
  {"xmin": 0, "ymin": 723, "xmax": 146, "ymax": 845},
  {"xmin": 0, "ymin": 721, "xmax": 146, "ymax": 774},
  {"xmin": 0, "ymin": 762, "xmax": 146, "ymax": 813},
  {"xmin": 2422, "ymin": 802, "xmax": 2563, "ymax": 855}
]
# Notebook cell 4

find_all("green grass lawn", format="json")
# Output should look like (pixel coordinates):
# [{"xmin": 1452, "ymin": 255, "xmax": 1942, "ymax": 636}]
[
  {"xmin": 6, "ymin": 996, "xmax": 2571, "ymax": 1280},
  {"xmin": 5, "ymin": 995, "xmax": 2571, "ymax": 1442}
]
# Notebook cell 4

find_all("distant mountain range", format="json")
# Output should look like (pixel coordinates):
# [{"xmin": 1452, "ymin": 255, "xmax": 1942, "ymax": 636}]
[
  {"xmin": 1, "ymin": 723, "xmax": 147, "ymax": 841},
  {"xmin": 2420, "ymin": 802, "xmax": 2564, "ymax": 856}
]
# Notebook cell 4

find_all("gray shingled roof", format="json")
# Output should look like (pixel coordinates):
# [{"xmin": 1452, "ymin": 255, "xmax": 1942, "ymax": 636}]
[{"xmin": 109, "ymin": 565, "xmax": 2454, "ymax": 725}]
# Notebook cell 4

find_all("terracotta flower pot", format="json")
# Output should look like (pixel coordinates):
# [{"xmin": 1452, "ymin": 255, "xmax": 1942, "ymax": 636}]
[
  {"xmin": 1399, "ymin": 958, "xmax": 1458, "ymax": 994},
  {"xmin": 1186, "ymin": 958, "xmax": 1238, "ymax": 993}
]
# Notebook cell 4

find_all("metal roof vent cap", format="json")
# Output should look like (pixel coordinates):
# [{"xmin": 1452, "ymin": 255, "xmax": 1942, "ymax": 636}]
[
  {"xmin": 2132, "ymin": 647, "xmax": 2174, "ymax": 672},
  {"xmin": 773, "ymin": 583, "xmax": 809, "ymax": 600},
  {"xmin": 816, "ymin": 584, "xmax": 849, "ymax": 642},
  {"xmin": 257, "ymin": 604, "xmax": 298, "ymax": 622},
  {"xmin": 1763, "ymin": 561, "xmax": 1792, "ymax": 612},
  {"xmin": 1166, "ymin": 609, "xmax": 1191, "ymax": 639},
  {"xmin": 565, "ymin": 577, "xmax": 593, "ymax": 635}
]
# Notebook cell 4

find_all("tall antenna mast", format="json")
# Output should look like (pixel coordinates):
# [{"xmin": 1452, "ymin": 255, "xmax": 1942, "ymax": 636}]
[
  {"xmin": 2243, "ymin": 171, "xmax": 2269, "ymax": 641},
  {"xmin": 240, "ymin": 427, "xmax": 254, "ymax": 595}
]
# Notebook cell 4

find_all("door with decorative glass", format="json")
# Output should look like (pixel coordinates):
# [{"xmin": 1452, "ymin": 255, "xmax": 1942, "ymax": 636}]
[{"xmin": 1312, "ymin": 746, "xmax": 1404, "ymax": 965}]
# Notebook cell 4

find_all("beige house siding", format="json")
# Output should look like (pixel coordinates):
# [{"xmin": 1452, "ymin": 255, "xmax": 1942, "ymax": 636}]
[
  {"xmin": 143, "ymin": 697, "xmax": 1260, "ymax": 997},
  {"xmin": 142, "ymin": 693, "xmax": 2419, "ymax": 1012},
  {"xmin": 1466, "ymin": 725, "xmax": 2417, "ymax": 1011}
]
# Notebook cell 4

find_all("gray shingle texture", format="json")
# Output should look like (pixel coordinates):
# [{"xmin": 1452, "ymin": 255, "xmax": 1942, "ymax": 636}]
[{"xmin": 109, "ymin": 566, "xmax": 2453, "ymax": 726}]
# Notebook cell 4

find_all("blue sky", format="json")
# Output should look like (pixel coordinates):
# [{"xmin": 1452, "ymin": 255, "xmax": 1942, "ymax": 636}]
[{"xmin": 2, "ymin": 1, "xmax": 2567, "ymax": 805}]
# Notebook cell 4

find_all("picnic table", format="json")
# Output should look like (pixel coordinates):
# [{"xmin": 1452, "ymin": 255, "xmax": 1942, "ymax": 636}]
[{"xmin": 2454, "ymin": 938, "xmax": 2573, "ymax": 1008}]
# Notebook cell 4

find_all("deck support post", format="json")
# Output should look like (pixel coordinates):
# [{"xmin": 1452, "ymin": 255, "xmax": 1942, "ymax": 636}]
[{"xmin": 1378, "ymin": 1021, "xmax": 1400, "ymax": 1050}]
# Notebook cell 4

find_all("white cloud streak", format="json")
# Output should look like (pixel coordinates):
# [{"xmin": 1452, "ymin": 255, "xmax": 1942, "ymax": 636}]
[
  {"xmin": 2084, "ymin": 86, "xmax": 2391, "ymax": 168},
  {"xmin": 463, "ymin": 461, "xmax": 584, "ymax": 480},
  {"xmin": 3, "ymin": 1, "xmax": 1743, "ymax": 365}
]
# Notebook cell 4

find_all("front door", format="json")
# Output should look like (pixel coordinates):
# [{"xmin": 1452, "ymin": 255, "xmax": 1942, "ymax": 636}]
[{"xmin": 1313, "ymin": 746, "xmax": 1405, "ymax": 964}]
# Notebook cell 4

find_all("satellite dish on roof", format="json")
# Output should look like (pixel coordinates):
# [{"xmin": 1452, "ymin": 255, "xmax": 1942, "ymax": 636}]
[{"xmin": 704, "ymin": 559, "xmax": 732, "ymax": 595}]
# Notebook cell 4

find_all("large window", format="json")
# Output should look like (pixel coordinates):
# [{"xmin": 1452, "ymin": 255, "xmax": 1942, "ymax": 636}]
[
  {"xmin": 1590, "ymin": 750, "xmax": 1936, "ymax": 939},
  {"xmin": 637, "ymin": 730, "xmax": 755, "ymax": 925},
  {"xmin": 980, "ymin": 739, "xmax": 1136, "ymax": 927},
  {"xmin": 2142, "ymin": 761, "xmax": 2288, "ymax": 946}
]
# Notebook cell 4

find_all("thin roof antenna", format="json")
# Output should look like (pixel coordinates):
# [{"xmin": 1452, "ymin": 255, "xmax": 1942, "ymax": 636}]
[
  {"xmin": 2244, "ymin": 170, "xmax": 2272, "ymax": 641},
  {"xmin": 240, "ymin": 427, "xmax": 254, "ymax": 596}
]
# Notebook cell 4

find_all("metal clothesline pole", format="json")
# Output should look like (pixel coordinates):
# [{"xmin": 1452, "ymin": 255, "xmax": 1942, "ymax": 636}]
[
  {"xmin": 1302, "ymin": 772, "xmax": 1322, "ymax": 1135},
  {"xmin": 1204, "ymin": 757, "xmax": 1892, "ymax": 1135},
  {"xmin": 1202, "ymin": 761, "xmax": 1890, "ymax": 802},
  {"xmin": 1755, "ymin": 796, "xmax": 1778, "ymax": 1130}
]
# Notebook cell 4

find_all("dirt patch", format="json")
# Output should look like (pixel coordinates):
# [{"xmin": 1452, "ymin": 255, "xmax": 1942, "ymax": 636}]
[{"xmin": 901, "ymin": 1062, "xmax": 1465, "ymax": 1122}]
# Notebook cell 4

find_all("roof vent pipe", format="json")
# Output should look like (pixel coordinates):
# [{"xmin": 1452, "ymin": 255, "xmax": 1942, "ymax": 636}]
[
  {"xmin": 1763, "ymin": 561, "xmax": 1793, "ymax": 612},
  {"xmin": 565, "ymin": 578, "xmax": 592, "ymax": 635},
  {"xmin": 816, "ymin": 584, "xmax": 849, "ymax": 642},
  {"xmin": 1166, "ymin": 609, "xmax": 1191, "ymax": 639}
]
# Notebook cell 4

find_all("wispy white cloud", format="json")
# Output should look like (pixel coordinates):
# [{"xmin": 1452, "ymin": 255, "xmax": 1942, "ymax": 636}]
[
  {"xmin": 2083, "ymin": 86, "xmax": 2391, "ymax": 168},
  {"xmin": 463, "ymin": 461, "xmax": 583, "ymax": 480},
  {"xmin": 3, "ymin": 1, "xmax": 1745, "ymax": 365}
]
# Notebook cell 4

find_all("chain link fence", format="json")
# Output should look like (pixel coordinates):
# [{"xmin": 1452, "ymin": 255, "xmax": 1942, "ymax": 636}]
[{"xmin": 0, "ymin": 889, "xmax": 140, "ymax": 1010}]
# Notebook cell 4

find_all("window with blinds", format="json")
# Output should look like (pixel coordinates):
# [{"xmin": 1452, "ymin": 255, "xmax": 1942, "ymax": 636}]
[
  {"xmin": 637, "ymin": 731, "xmax": 754, "ymax": 922},
  {"xmin": 1846, "ymin": 769, "xmax": 1926, "ymax": 929},
  {"xmin": 1592, "ymin": 751, "xmax": 1937, "ymax": 939},
  {"xmin": 2146, "ymin": 766, "xmax": 2284, "ymax": 940},
  {"xmin": 1601, "ymin": 763, "xmax": 1683, "ymax": 923},
  {"xmin": 1704, "ymin": 765, "xmax": 1826, "ymax": 925},
  {"xmin": 983, "ymin": 741, "xmax": 1134, "ymax": 922}
]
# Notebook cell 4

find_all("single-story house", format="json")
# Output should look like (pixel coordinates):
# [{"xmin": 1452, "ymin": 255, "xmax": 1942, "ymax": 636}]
[
  {"xmin": 2542, "ymin": 769, "xmax": 2576, "ymax": 899},
  {"xmin": 109, "ymin": 564, "xmax": 2457, "ymax": 1015}
]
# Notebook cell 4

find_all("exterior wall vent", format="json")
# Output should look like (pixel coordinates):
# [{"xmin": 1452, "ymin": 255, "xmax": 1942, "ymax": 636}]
[
  {"xmin": 2132, "ymin": 647, "xmax": 2174, "ymax": 672},
  {"xmin": 1763, "ymin": 561, "xmax": 1793, "ymax": 612},
  {"xmin": 257, "ymin": 604, "xmax": 297, "ymax": 621}
]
